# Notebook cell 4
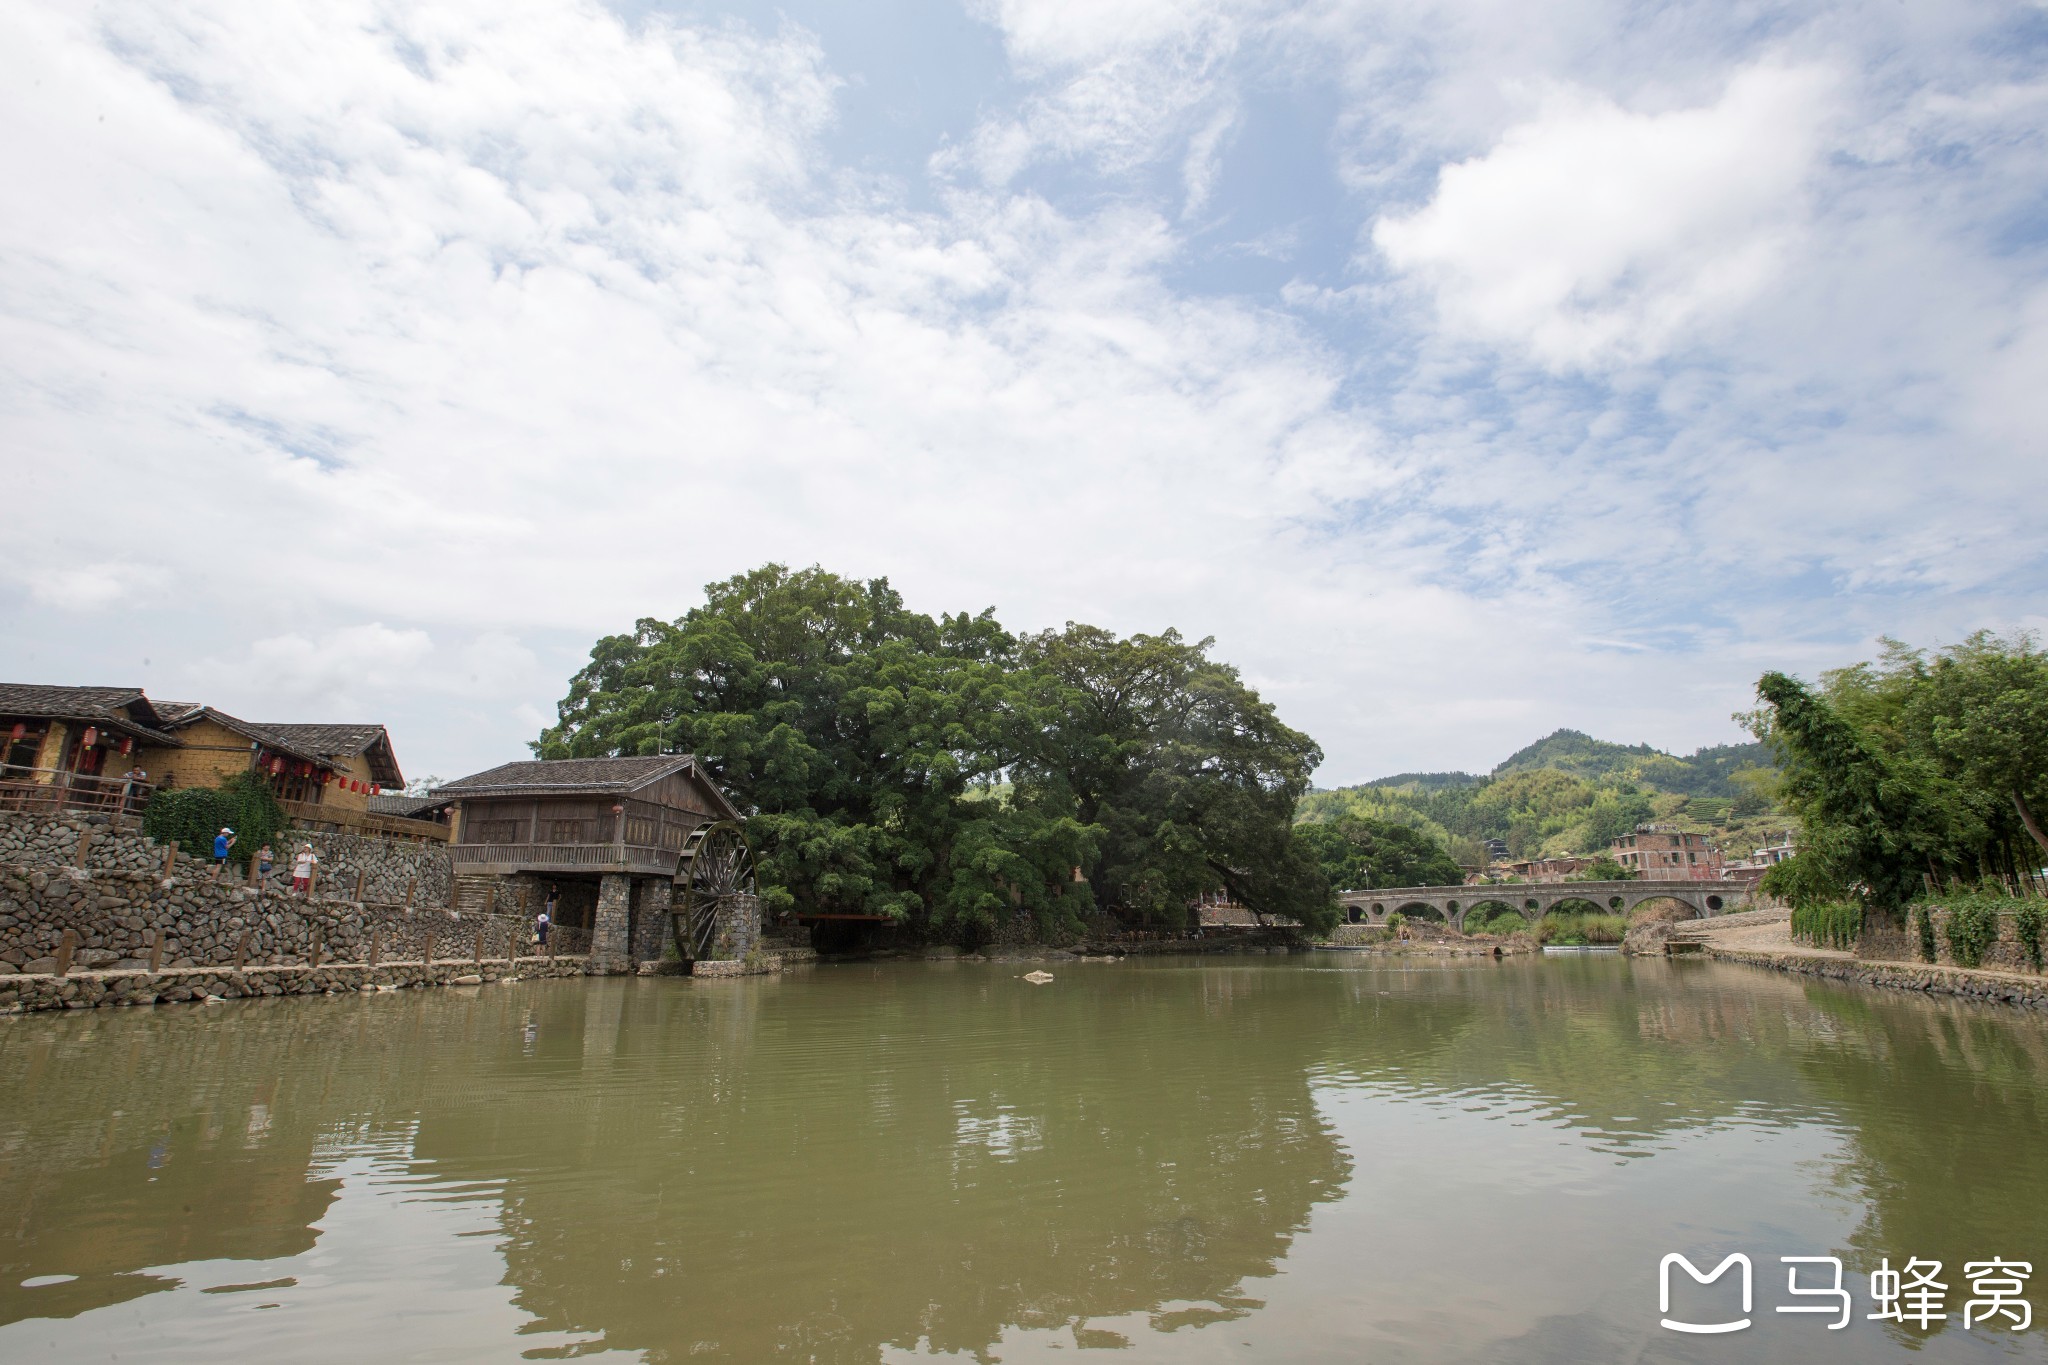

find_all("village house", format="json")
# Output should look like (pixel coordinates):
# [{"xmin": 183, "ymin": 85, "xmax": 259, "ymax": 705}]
[
  {"xmin": 1610, "ymin": 824, "xmax": 1725, "ymax": 880},
  {"xmin": 438, "ymin": 755, "xmax": 746, "ymax": 971},
  {"xmin": 0, "ymin": 685, "xmax": 179, "ymax": 810},
  {"xmin": 0, "ymin": 683, "xmax": 434, "ymax": 838}
]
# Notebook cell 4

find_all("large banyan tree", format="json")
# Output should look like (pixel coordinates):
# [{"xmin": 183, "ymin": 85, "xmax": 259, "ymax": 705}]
[{"xmin": 536, "ymin": 564, "xmax": 1336, "ymax": 941}]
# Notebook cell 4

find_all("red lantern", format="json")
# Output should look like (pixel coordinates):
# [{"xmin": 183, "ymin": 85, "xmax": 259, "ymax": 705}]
[
  {"xmin": 121, "ymin": 737, "xmax": 133, "ymax": 755},
  {"xmin": 9, "ymin": 723, "xmax": 24, "ymax": 742},
  {"xmin": 82, "ymin": 727, "xmax": 98, "ymax": 748},
  {"xmin": 370, "ymin": 784, "xmax": 381, "ymax": 796}
]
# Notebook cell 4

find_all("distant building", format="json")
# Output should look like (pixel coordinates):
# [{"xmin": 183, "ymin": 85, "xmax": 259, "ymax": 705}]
[
  {"xmin": 1752, "ymin": 832, "xmax": 1798, "ymax": 866},
  {"xmin": 1611, "ymin": 824, "xmax": 1724, "ymax": 880},
  {"xmin": 1503, "ymin": 854, "xmax": 1594, "ymax": 884}
]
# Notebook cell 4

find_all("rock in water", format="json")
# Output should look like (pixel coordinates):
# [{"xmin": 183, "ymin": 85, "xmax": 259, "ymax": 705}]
[{"xmin": 1021, "ymin": 970, "xmax": 1054, "ymax": 984}]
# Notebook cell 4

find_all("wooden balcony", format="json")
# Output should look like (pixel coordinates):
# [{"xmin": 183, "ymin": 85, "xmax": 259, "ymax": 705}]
[
  {"xmin": 449, "ymin": 841, "xmax": 679, "ymax": 877},
  {"xmin": 279, "ymin": 799, "xmax": 451, "ymax": 844}
]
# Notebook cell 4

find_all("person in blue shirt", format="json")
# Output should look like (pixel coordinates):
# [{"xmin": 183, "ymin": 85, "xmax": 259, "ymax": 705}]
[{"xmin": 211, "ymin": 827, "xmax": 235, "ymax": 879}]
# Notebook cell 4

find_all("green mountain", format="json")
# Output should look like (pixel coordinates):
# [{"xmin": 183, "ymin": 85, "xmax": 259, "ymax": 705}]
[
  {"xmin": 1300, "ymin": 729, "xmax": 1782, "ymax": 866},
  {"xmin": 1491, "ymin": 729, "xmax": 1773, "ymax": 799}
]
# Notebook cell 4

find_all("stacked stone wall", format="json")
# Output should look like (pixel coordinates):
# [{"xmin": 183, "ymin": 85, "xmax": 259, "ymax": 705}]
[
  {"xmin": 1857, "ymin": 904, "xmax": 2045, "ymax": 974},
  {"xmin": 0, "ymin": 810, "xmax": 452, "ymax": 905},
  {"xmin": 0, "ymin": 810, "xmax": 536, "ymax": 978},
  {"xmin": 0, "ymin": 956, "xmax": 588, "ymax": 1014}
]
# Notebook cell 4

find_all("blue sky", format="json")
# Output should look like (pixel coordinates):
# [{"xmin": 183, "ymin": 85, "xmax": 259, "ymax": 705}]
[{"xmin": 2, "ymin": 0, "xmax": 2044, "ymax": 786}]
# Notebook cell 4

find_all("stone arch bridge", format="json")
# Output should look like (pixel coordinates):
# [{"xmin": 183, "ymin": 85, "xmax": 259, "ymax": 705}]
[{"xmin": 1337, "ymin": 879, "xmax": 1749, "ymax": 933}]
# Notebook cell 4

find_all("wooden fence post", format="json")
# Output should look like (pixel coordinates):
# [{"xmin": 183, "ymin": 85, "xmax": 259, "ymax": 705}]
[
  {"xmin": 73, "ymin": 828, "xmax": 93, "ymax": 868},
  {"xmin": 246, "ymin": 855, "xmax": 260, "ymax": 888},
  {"xmin": 368, "ymin": 928, "xmax": 381, "ymax": 970},
  {"xmin": 234, "ymin": 932, "xmax": 250, "ymax": 973},
  {"xmin": 163, "ymin": 845, "xmax": 177, "ymax": 878},
  {"xmin": 55, "ymin": 930, "xmax": 78, "ymax": 976},
  {"xmin": 473, "ymin": 927, "xmax": 485, "ymax": 966},
  {"xmin": 423, "ymin": 930, "xmax": 437, "ymax": 967},
  {"xmin": 354, "ymin": 869, "xmax": 367, "ymax": 902},
  {"xmin": 307, "ymin": 864, "xmax": 319, "ymax": 900},
  {"xmin": 149, "ymin": 929, "xmax": 165, "ymax": 975},
  {"xmin": 405, "ymin": 878, "xmax": 417, "ymax": 909},
  {"xmin": 310, "ymin": 928, "xmax": 323, "ymax": 969}
]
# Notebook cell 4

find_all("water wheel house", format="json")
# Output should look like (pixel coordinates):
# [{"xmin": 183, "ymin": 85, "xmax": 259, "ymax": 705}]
[{"xmin": 439, "ymin": 756, "xmax": 752, "ymax": 972}]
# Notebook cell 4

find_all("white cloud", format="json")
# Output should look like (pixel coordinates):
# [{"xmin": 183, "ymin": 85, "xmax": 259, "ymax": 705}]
[
  {"xmin": 0, "ymin": 0, "xmax": 2042, "ymax": 786},
  {"xmin": 1372, "ymin": 61, "xmax": 1839, "ymax": 369}
]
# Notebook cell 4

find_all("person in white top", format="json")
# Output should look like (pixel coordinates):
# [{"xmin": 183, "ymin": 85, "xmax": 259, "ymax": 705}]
[{"xmin": 291, "ymin": 843, "xmax": 319, "ymax": 893}]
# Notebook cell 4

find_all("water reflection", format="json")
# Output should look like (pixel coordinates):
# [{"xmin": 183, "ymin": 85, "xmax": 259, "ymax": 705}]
[{"xmin": 0, "ymin": 956, "xmax": 2042, "ymax": 1362}]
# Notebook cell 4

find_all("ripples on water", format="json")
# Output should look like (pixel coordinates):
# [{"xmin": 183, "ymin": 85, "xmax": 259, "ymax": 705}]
[{"xmin": 0, "ymin": 955, "xmax": 2043, "ymax": 1363}]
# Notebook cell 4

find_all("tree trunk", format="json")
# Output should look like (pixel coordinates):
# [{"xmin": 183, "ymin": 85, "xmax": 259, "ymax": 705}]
[{"xmin": 2014, "ymin": 792, "xmax": 2048, "ymax": 858}]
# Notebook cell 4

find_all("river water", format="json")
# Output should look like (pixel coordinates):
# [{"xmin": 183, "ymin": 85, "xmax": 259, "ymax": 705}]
[{"xmin": 1, "ymin": 954, "xmax": 2044, "ymax": 1363}]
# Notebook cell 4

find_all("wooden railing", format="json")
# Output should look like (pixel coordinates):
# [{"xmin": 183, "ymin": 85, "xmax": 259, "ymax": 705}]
[
  {"xmin": 0, "ymin": 768, "xmax": 155, "ymax": 817},
  {"xmin": 279, "ymin": 799, "xmax": 451, "ymax": 844},
  {"xmin": 449, "ymin": 842, "xmax": 677, "ymax": 873}
]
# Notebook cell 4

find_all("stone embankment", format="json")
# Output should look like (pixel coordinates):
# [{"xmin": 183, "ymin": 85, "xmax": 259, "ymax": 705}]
[
  {"xmin": 1635, "ymin": 905, "xmax": 2048, "ymax": 1010},
  {"xmin": 0, "ymin": 809, "xmax": 638, "ymax": 1015},
  {"xmin": 1, "ymin": 955, "xmax": 589, "ymax": 1013}
]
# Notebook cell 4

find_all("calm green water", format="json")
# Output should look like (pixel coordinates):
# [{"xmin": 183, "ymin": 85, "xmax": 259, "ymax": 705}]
[{"xmin": 1, "ymin": 955, "xmax": 2045, "ymax": 1363}]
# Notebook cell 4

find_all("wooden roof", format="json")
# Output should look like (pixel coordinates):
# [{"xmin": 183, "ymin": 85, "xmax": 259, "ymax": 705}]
[{"xmin": 441, "ymin": 756, "xmax": 742, "ymax": 820}]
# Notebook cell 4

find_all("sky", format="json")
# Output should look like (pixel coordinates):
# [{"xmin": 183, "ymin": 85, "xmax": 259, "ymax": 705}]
[{"xmin": 2, "ymin": 0, "xmax": 2045, "ymax": 788}]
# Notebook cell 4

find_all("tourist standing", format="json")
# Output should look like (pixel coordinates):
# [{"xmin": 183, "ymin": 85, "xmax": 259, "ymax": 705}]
[
  {"xmin": 534, "ymin": 908, "xmax": 551, "ymax": 951},
  {"xmin": 257, "ymin": 843, "xmax": 274, "ymax": 880},
  {"xmin": 291, "ymin": 842, "xmax": 318, "ymax": 894},
  {"xmin": 211, "ymin": 827, "xmax": 235, "ymax": 879}
]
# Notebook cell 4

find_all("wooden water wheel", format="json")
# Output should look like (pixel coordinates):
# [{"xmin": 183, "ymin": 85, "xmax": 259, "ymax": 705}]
[{"xmin": 672, "ymin": 820, "xmax": 757, "ymax": 960}]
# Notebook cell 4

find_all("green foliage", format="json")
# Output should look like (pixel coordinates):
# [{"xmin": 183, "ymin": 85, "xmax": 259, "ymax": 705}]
[
  {"xmin": 537, "ymin": 564, "xmax": 1335, "ymax": 941},
  {"xmin": 142, "ymin": 772, "xmax": 287, "ymax": 867},
  {"xmin": 1293, "ymin": 815, "xmax": 1464, "ymax": 891},
  {"xmin": 1943, "ymin": 898, "xmax": 2000, "ymax": 969},
  {"xmin": 2014, "ymin": 900, "xmax": 2045, "ymax": 973},
  {"xmin": 1462, "ymin": 904, "xmax": 1529, "ymax": 935},
  {"xmin": 1753, "ymin": 633, "xmax": 2048, "ymax": 911},
  {"xmin": 1758, "ymin": 853, "xmax": 1837, "ymax": 910},
  {"xmin": 1493, "ymin": 729, "xmax": 1775, "ymax": 798},
  {"xmin": 1914, "ymin": 906, "xmax": 1937, "ymax": 963},
  {"xmin": 1571, "ymin": 855, "xmax": 1633, "ymax": 881},
  {"xmin": 1535, "ymin": 912, "xmax": 1627, "ymax": 945},
  {"xmin": 1790, "ymin": 901, "xmax": 1863, "ymax": 950}
]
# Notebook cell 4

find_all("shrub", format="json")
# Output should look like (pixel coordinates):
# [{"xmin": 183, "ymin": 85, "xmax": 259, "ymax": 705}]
[
  {"xmin": 1913, "ymin": 905, "xmax": 1937, "ymax": 963},
  {"xmin": 2015, "ymin": 900, "xmax": 2045, "ymax": 973},
  {"xmin": 1944, "ymin": 899, "xmax": 2000, "ymax": 969},
  {"xmin": 1536, "ymin": 912, "xmax": 1626, "ymax": 945},
  {"xmin": 1791, "ymin": 901, "xmax": 1863, "ymax": 950},
  {"xmin": 143, "ymin": 773, "xmax": 287, "ymax": 867}
]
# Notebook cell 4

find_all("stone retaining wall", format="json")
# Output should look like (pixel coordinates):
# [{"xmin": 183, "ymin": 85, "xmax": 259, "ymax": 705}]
[
  {"xmin": 0, "ymin": 955, "xmax": 589, "ymax": 1014},
  {"xmin": 0, "ymin": 859, "xmax": 541, "ymax": 973},
  {"xmin": 1856, "ymin": 904, "xmax": 2043, "ymax": 974},
  {"xmin": 1704, "ymin": 945, "xmax": 2048, "ymax": 1010},
  {"xmin": 0, "ymin": 810, "xmax": 454, "ymax": 906}
]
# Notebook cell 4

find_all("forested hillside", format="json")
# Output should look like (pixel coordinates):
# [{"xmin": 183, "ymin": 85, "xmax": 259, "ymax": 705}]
[{"xmin": 1299, "ymin": 729, "xmax": 1785, "ymax": 867}]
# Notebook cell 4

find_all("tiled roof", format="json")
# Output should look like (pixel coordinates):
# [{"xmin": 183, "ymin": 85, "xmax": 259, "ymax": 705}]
[
  {"xmin": 440, "ymin": 755, "xmax": 698, "ymax": 795},
  {"xmin": 241, "ymin": 722, "xmax": 389, "ymax": 759},
  {"xmin": 0, "ymin": 684, "xmax": 177, "ymax": 745},
  {"xmin": 367, "ymin": 793, "xmax": 452, "ymax": 818},
  {"xmin": 161, "ymin": 709, "xmax": 403, "ymax": 786}
]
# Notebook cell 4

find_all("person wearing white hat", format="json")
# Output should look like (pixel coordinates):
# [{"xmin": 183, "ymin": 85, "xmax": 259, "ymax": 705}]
[
  {"xmin": 292, "ymin": 843, "xmax": 319, "ymax": 894},
  {"xmin": 211, "ymin": 827, "xmax": 236, "ymax": 879}
]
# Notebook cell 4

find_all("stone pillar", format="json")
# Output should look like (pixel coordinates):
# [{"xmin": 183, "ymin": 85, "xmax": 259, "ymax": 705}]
[
  {"xmin": 710, "ymin": 893, "xmax": 762, "ymax": 961},
  {"xmin": 588, "ymin": 873, "xmax": 634, "ymax": 975},
  {"xmin": 631, "ymin": 879, "xmax": 673, "ymax": 965}
]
